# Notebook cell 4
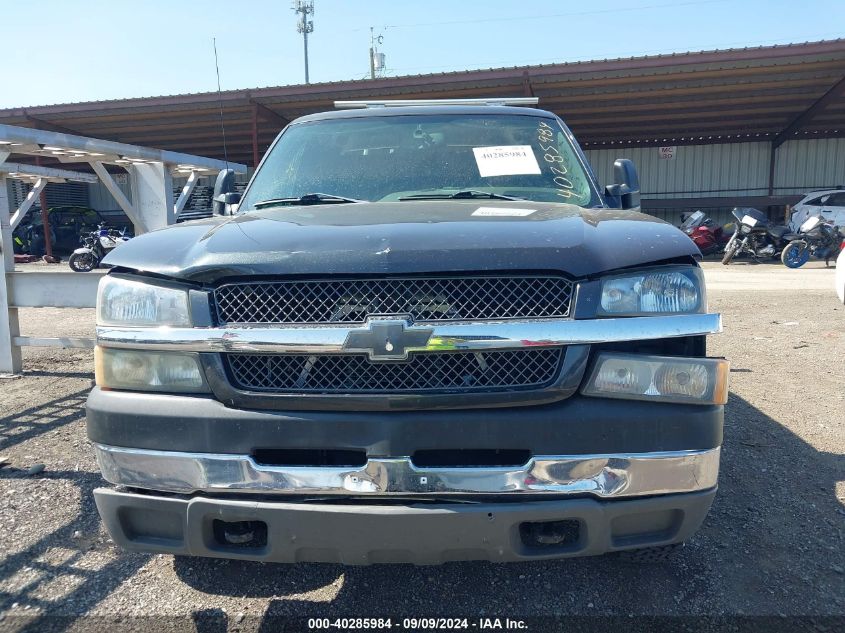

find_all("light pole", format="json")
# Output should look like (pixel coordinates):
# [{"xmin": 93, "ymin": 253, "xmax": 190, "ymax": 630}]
[{"xmin": 292, "ymin": 1, "xmax": 315, "ymax": 84}]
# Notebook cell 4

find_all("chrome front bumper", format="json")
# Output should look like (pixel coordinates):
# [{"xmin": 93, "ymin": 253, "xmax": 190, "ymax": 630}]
[{"xmin": 94, "ymin": 444, "xmax": 720, "ymax": 498}]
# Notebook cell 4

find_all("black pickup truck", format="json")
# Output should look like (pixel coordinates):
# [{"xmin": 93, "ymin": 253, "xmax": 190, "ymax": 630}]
[{"xmin": 87, "ymin": 99, "xmax": 726, "ymax": 564}]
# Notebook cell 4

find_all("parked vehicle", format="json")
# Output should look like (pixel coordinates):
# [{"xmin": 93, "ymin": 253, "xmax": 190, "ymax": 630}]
[
  {"xmin": 89, "ymin": 98, "xmax": 727, "ymax": 565},
  {"xmin": 13, "ymin": 206, "xmax": 107, "ymax": 255},
  {"xmin": 68, "ymin": 225, "xmax": 131, "ymax": 272},
  {"xmin": 23, "ymin": 224, "xmax": 55, "ymax": 258},
  {"xmin": 721, "ymin": 207, "xmax": 791, "ymax": 265},
  {"xmin": 789, "ymin": 188, "xmax": 845, "ymax": 232},
  {"xmin": 681, "ymin": 210, "xmax": 731, "ymax": 255},
  {"xmin": 780, "ymin": 215, "xmax": 844, "ymax": 268}
]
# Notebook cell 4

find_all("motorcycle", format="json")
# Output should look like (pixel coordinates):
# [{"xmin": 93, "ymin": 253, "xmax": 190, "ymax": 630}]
[
  {"xmin": 68, "ymin": 225, "xmax": 131, "ymax": 272},
  {"xmin": 681, "ymin": 210, "xmax": 731, "ymax": 255},
  {"xmin": 780, "ymin": 215, "xmax": 844, "ymax": 268},
  {"xmin": 721, "ymin": 207, "xmax": 792, "ymax": 265}
]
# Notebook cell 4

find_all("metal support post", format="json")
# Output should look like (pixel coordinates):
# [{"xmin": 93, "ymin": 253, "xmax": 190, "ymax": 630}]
[
  {"xmin": 34, "ymin": 156, "xmax": 57, "ymax": 262},
  {"xmin": 174, "ymin": 171, "xmax": 199, "ymax": 218},
  {"xmin": 38, "ymin": 184, "xmax": 56, "ymax": 261},
  {"xmin": 92, "ymin": 161, "xmax": 177, "ymax": 233},
  {"xmin": 251, "ymin": 103, "xmax": 260, "ymax": 169},
  {"xmin": 0, "ymin": 175, "xmax": 22, "ymax": 373},
  {"xmin": 10, "ymin": 178, "xmax": 46, "ymax": 230},
  {"xmin": 129, "ymin": 162, "xmax": 175, "ymax": 231},
  {"xmin": 89, "ymin": 161, "xmax": 143, "ymax": 232},
  {"xmin": 768, "ymin": 142, "xmax": 776, "ymax": 197}
]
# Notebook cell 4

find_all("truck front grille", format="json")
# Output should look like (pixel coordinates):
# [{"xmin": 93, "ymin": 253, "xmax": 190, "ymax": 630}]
[
  {"xmin": 224, "ymin": 348, "xmax": 563, "ymax": 394},
  {"xmin": 214, "ymin": 275, "xmax": 574, "ymax": 324}
]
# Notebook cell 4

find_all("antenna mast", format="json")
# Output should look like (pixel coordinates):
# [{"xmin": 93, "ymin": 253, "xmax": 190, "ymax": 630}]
[
  {"xmin": 292, "ymin": 0, "xmax": 315, "ymax": 84},
  {"xmin": 212, "ymin": 37, "xmax": 229, "ymax": 169}
]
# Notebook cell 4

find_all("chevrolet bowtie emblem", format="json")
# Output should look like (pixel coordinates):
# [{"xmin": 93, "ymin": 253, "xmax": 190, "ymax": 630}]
[{"xmin": 343, "ymin": 316, "xmax": 433, "ymax": 361}]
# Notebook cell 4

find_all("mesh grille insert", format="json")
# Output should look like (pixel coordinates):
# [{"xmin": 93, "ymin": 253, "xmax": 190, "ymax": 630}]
[
  {"xmin": 225, "ymin": 348, "xmax": 563, "ymax": 394},
  {"xmin": 214, "ymin": 276, "xmax": 573, "ymax": 324}
]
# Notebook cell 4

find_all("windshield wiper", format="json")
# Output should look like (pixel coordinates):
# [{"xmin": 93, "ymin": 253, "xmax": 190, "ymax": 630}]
[
  {"xmin": 253, "ymin": 193, "xmax": 366, "ymax": 208},
  {"xmin": 398, "ymin": 190, "xmax": 522, "ymax": 201}
]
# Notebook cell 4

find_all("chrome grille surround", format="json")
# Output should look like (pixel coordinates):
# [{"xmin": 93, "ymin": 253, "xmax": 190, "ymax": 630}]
[
  {"xmin": 96, "ymin": 314, "xmax": 724, "ymax": 355},
  {"xmin": 213, "ymin": 275, "xmax": 575, "ymax": 324},
  {"xmin": 225, "ymin": 348, "xmax": 564, "ymax": 394},
  {"xmin": 95, "ymin": 312, "xmax": 723, "ymax": 409}
]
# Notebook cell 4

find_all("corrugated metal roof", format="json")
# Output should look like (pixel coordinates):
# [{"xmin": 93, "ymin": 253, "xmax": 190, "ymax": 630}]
[
  {"xmin": 1, "ymin": 39, "xmax": 843, "ymax": 167},
  {"xmin": 6, "ymin": 38, "xmax": 844, "ymax": 110}
]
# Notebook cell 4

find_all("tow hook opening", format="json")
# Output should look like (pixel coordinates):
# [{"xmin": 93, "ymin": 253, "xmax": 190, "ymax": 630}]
[
  {"xmin": 519, "ymin": 519, "xmax": 581, "ymax": 552},
  {"xmin": 212, "ymin": 519, "xmax": 268, "ymax": 549}
]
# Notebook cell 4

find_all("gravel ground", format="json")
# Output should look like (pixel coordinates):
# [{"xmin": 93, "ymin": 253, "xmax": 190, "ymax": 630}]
[{"xmin": 0, "ymin": 262, "xmax": 843, "ymax": 631}]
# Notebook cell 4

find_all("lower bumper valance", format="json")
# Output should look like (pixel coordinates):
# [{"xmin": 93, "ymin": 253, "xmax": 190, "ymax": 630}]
[{"xmin": 93, "ymin": 488, "xmax": 717, "ymax": 564}]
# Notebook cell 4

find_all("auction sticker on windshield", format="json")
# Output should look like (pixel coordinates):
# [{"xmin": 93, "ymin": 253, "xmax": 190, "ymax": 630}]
[
  {"xmin": 472, "ymin": 145, "xmax": 541, "ymax": 178},
  {"xmin": 472, "ymin": 207, "xmax": 535, "ymax": 217}
]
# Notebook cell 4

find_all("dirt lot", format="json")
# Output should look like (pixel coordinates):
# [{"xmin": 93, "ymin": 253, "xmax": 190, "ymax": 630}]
[{"xmin": 0, "ymin": 262, "xmax": 843, "ymax": 631}]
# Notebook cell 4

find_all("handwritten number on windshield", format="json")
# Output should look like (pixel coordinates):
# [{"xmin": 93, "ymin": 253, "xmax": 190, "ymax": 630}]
[{"xmin": 538, "ymin": 121, "xmax": 575, "ymax": 199}]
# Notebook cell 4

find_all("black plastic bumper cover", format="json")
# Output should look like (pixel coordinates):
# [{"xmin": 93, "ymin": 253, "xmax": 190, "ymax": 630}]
[
  {"xmin": 94, "ymin": 487, "xmax": 716, "ymax": 565},
  {"xmin": 86, "ymin": 388, "xmax": 723, "ymax": 456}
]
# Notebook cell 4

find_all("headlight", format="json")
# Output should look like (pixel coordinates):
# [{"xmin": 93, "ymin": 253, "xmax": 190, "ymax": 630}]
[
  {"xmin": 582, "ymin": 353, "xmax": 729, "ymax": 405},
  {"xmin": 740, "ymin": 224, "xmax": 752, "ymax": 234},
  {"xmin": 97, "ymin": 276, "xmax": 191, "ymax": 327},
  {"xmin": 599, "ymin": 267, "xmax": 704, "ymax": 315},
  {"xmin": 95, "ymin": 347, "xmax": 209, "ymax": 393}
]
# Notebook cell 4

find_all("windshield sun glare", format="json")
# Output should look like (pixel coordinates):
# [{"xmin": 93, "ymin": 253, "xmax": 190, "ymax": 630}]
[{"xmin": 239, "ymin": 114, "xmax": 598, "ymax": 210}]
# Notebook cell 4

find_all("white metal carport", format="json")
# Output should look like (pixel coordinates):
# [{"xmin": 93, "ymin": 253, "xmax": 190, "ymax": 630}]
[{"xmin": 0, "ymin": 124, "xmax": 246, "ymax": 375}]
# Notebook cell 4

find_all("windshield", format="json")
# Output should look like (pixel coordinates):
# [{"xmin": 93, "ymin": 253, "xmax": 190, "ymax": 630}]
[
  {"xmin": 681, "ymin": 211, "xmax": 705, "ymax": 230},
  {"xmin": 799, "ymin": 215, "xmax": 822, "ymax": 233},
  {"xmin": 239, "ymin": 114, "xmax": 599, "ymax": 210},
  {"xmin": 732, "ymin": 207, "xmax": 767, "ymax": 224}
]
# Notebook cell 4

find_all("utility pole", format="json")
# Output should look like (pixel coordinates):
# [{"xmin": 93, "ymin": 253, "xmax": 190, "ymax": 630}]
[
  {"xmin": 369, "ymin": 27, "xmax": 385, "ymax": 80},
  {"xmin": 292, "ymin": 0, "xmax": 315, "ymax": 84},
  {"xmin": 369, "ymin": 27, "xmax": 376, "ymax": 80}
]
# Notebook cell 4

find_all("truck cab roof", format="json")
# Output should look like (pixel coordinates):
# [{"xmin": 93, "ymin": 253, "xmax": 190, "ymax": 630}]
[{"xmin": 291, "ymin": 104, "xmax": 559, "ymax": 125}]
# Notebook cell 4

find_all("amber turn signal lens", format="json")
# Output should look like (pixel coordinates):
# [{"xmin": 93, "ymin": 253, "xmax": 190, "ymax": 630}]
[
  {"xmin": 582, "ymin": 353, "xmax": 729, "ymax": 405},
  {"xmin": 94, "ymin": 345, "xmax": 209, "ymax": 393}
]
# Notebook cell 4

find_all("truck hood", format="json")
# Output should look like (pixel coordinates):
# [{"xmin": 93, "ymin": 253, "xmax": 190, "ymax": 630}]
[{"xmin": 104, "ymin": 200, "xmax": 699, "ymax": 282}]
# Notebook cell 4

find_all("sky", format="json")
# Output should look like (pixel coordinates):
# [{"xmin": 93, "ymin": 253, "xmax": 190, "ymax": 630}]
[{"xmin": 1, "ymin": 0, "xmax": 844, "ymax": 109}]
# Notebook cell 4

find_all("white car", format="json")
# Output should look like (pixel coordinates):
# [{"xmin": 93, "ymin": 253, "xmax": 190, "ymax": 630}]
[
  {"xmin": 837, "ymin": 246, "xmax": 845, "ymax": 304},
  {"xmin": 789, "ymin": 189, "xmax": 845, "ymax": 231}
]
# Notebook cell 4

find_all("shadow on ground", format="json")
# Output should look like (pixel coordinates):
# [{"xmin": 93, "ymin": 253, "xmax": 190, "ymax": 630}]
[
  {"xmin": 1, "ymin": 383, "xmax": 840, "ymax": 626},
  {"xmin": 0, "ymin": 384, "xmax": 150, "ymax": 633},
  {"xmin": 171, "ymin": 393, "xmax": 844, "ymax": 618},
  {"xmin": 0, "ymin": 470, "xmax": 150, "ymax": 633},
  {"xmin": 0, "ymin": 387, "xmax": 88, "ymax": 453}
]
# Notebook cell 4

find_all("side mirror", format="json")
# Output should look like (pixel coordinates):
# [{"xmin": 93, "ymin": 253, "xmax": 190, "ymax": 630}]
[
  {"xmin": 604, "ymin": 158, "xmax": 641, "ymax": 210},
  {"xmin": 212, "ymin": 169, "xmax": 241, "ymax": 215}
]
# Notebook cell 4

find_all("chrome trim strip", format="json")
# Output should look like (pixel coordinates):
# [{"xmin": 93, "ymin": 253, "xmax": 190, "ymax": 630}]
[
  {"xmin": 94, "ymin": 444, "xmax": 720, "ymax": 498},
  {"xmin": 95, "ymin": 313, "xmax": 722, "ymax": 354}
]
